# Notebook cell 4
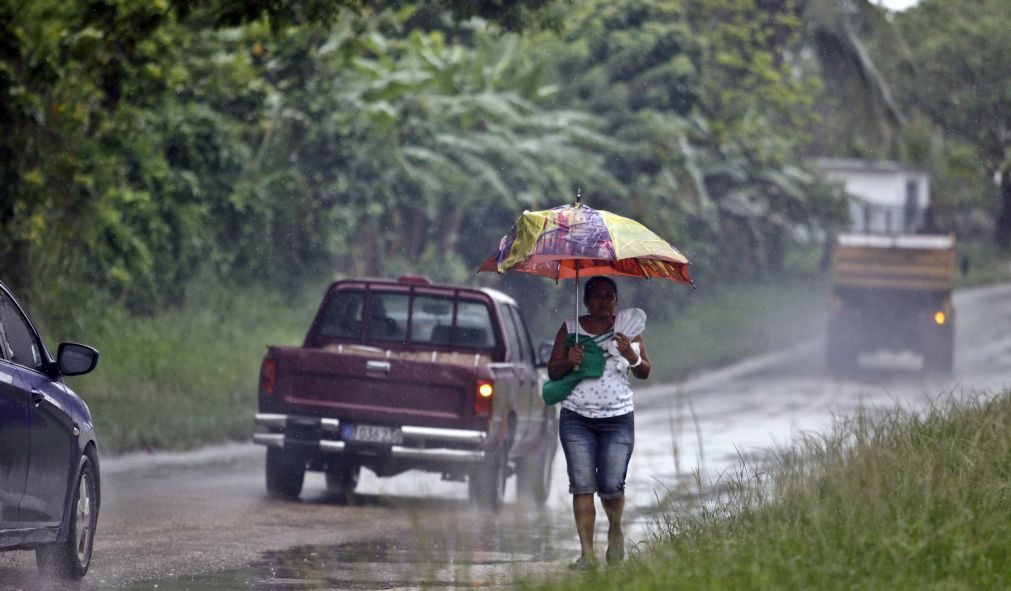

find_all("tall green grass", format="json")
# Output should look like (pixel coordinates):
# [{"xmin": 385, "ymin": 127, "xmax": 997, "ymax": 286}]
[
  {"xmin": 52, "ymin": 279, "xmax": 327, "ymax": 453},
  {"xmin": 522, "ymin": 391, "xmax": 1011, "ymax": 590}
]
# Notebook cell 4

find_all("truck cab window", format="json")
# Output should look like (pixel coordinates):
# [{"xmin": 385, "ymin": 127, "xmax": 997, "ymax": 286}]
[
  {"xmin": 455, "ymin": 301, "xmax": 496, "ymax": 348},
  {"xmin": 411, "ymin": 296, "xmax": 454, "ymax": 344},
  {"xmin": 365, "ymin": 293, "xmax": 408, "ymax": 341},
  {"xmin": 0, "ymin": 292, "xmax": 43, "ymax": 370},
  {"xmin": 317, "ymin": 290, "xmax": 365, "ymax": 338}
]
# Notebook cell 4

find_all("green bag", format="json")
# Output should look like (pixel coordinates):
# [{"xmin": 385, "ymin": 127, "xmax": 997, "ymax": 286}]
[{"xmin": 541, "ymin": 332, "xmax": 610, "ymax": 405}]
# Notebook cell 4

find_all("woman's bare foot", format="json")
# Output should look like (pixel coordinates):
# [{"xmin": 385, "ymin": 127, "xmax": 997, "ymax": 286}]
[
  {"xmin": 606, "ymin": 530, "xmax": 625, "ymax": 564},
  {"xmin": 568, "ymin": 555, "xmax": 597, "ymax": 571}
]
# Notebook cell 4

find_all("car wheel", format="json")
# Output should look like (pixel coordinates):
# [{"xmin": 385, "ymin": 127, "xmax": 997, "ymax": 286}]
[
  {"xmin": 36, "ymin": 452, "xmax": 98, "ymax": 579},
  {"xmin": 468, "ymin": 446, "xmax": 506, "ymax": 511},
  {"xmin": 265, "ymin": 447, "xmax": 305, "ymax": 500},
  {"xmin": 516, "ymin": 422, "xmax": 557, "ymax": 506},
  {"xmin": 325, "ymin": 461, "xmax": 360, "ymax": 502}
]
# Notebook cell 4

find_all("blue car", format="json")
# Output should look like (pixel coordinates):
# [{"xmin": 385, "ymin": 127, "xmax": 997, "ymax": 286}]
[{"xmin": 0, "ymin": 281, "xmax": 100, "ymax": 579}]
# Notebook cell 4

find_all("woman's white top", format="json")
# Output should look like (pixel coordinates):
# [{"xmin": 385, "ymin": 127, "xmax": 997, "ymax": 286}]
[{"xmin": 561, "ymin": 308, "xmax": 646, "ymax": 419}]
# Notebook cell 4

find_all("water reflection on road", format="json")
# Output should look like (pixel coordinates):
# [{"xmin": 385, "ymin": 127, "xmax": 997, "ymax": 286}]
[{"xmin": 128, "ymin": 492, "xmax": 579, "ymax": 590}]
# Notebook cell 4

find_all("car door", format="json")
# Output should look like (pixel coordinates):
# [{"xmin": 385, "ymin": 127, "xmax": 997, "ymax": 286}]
[
  {"xmin": 0, "ymin": 355, "xmax": 29, "ymax": 528},
  {"xmin": 0, "ymin": 290, "xmax": 75, "ymax": 527}
]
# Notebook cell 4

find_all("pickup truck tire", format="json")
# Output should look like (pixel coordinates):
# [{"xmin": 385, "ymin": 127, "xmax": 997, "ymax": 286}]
[
  {"xmin": 516, "ymin": 421, "xmax": 557, "ymax": 506},
  {"xmin": 324, "ymin": 462, "xmax": 360, "ymax": 499},
  {"xmin": 36, "ymin": 452, "xmax": 98, "ymax": 580},
  {"xmin": 265, "ymin": 448, "xmax": 305, "ymax": 500},
  {"xmin": 468, "ymin": 447, "xmax": 506, "ymax": 511}
]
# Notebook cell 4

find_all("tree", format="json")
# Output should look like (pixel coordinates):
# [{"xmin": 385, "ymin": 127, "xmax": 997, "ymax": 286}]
[
  {"xmin": 794, "ymin": 0, "xmax": 910, "ymax": 157},
  {"xmin": 894, "ymin": 0, "xmax": 1011, "ymax": 248},
  {"xmin": 543, "ymin": 0, "xmax": 847, "ymax": 282},
  {"xmin": 0, "ymin": 0, "xmax": 570, "ymax": 308}
]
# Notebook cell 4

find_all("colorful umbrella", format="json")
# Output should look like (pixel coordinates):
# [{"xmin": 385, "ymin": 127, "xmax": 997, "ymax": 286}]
[{"xmin": 478, "ymin": 200, "xmax": 693, "ymax": 333}]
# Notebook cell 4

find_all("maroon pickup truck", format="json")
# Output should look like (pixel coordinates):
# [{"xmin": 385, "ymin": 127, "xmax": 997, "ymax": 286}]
[{"xmin": 253, "ymin": 275, "xmax": 557, "ymax": 509}]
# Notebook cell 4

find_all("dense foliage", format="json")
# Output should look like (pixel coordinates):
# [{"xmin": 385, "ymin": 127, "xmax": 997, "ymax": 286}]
[
  {"xmin": 890, "ymin": 0, "xmax": 1011, "ymax": 247},
  {"xmin": 1, "ymin": 0, "xmax": 851, "ymax": 320}
]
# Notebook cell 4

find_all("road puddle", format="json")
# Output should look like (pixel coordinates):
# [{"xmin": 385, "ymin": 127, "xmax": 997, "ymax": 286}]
[{"xmin": 125, "ymin": 506, "xmax": 576, "ymax": 590}]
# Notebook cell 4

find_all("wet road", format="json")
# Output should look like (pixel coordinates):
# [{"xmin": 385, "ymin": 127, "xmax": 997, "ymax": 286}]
[{"xmin": 2, "ymin": 282, "xmax": 1010, "ymax": 590}]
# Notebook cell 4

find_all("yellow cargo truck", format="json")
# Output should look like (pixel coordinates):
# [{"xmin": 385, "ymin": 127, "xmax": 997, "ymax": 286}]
[{"xmin": 826, "ymin": 233, "xmax": 956, "ymax": 373}]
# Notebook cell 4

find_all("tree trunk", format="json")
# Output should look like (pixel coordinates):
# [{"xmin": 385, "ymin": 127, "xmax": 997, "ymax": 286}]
[{"xmin": 995, "ymin": 169, "xmax": 1011, "ymax": 250}]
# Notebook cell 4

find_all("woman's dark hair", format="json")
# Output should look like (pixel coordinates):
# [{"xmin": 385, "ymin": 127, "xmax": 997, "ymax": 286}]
[{"xmin": 583, "ymin": 276, "xmax": 618, "ymax": 304}]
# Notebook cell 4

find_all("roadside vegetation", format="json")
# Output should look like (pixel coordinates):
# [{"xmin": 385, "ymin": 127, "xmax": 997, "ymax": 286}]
[
  {"xmin": 47, "ymin": 235, "xmax": 1004, "ymax": 453},
  {"xmin": 520, "ymin": 389, "xmax": 1011, "ymax": 590}
]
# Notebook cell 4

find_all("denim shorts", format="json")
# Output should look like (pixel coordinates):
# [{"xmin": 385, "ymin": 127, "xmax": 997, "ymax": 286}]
[{"xmin": 558, "ymin": 408, "xmax": 634, "ymax": 499}]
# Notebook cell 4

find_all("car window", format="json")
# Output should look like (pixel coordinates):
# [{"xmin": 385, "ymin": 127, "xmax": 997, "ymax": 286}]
[
  {"xmin": 506, "ymin": 305, "xmax": 534, "ymax": 364},
  {"xmin": 0, "ymin": 291, "xmax": 43, "ymax": 371},
  {"xmin": 455, "ymin": 300, "xmax": 496, "ymax": 348},
  {"xmin": 316, "ymin": 288, "xmax": 497, "ymax": 349},
  {"xmin": 364, "ymin": 293, "xmax": 408, "ymax": 341},
  {"xmin": 411, "ymin": 295, "xmax": 454, "ymax": 344},
  {"xmin": 500, "ymin": 305, "xmax": 525, "ymax": 363},
  {"xmin": 316, "ymin": 290, "xmax": 365, "ymax": 338}
]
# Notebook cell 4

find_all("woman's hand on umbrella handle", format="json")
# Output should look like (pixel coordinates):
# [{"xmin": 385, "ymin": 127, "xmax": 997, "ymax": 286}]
[{"xmin": 568, "ymin": 344, "xmax": 584, "ymax": 371}]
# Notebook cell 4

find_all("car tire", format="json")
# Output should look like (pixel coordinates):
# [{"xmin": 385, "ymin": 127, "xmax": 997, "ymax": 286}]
[
  {"xmin": 325, "ymin": 461, "xmax": 360, "ymax": 502},
  {"xmin": 516, "ymin": 420, "xmax": 557, "ymax": 506},
  {"xmin": 468, "ymin": 446, "xmax": 506, "ymax": 511},
  {"xmin": 265, "ymin": 447, "xmax": 305, "ymax": 500},
  {"xmin": 36, "ymin": 452, "xmax": 98, "ymax": 580}
]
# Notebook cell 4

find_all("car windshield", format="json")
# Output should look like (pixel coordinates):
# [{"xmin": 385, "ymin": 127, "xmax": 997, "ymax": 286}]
[{"xmin": 317, "ymin": 289, "xmax": 497, "ymax": 348}]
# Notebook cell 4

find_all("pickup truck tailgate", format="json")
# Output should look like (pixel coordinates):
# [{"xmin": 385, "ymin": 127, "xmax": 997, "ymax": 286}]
[{"xmin": 274, "ymin": 348, "xmax": 479, "ymax": 428}]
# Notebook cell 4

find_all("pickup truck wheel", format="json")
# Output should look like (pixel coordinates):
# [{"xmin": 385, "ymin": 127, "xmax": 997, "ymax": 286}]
[
  {"xmin": 325, "ymin": 462, "xmax": 360, "ymax": 498},
  {"xmin": 36, "ymin": 452, "xmax": 98, "ymax": 580},
  {"xmin": 265, "ymin": 448, "xmax": 305, "ymax": 500},
  {"xmin": 516, "ymin": 422, "xmax": 557, "ymax": 506},
  {"xmin": 468, "ymin": 447, "xmax": 506, "ymax": 511}
]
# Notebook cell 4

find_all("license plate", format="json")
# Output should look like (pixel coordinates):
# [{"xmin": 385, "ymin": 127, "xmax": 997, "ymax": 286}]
[{"xmin": 344, "ymin": 424, "xmax": 403, "ymax": 444}]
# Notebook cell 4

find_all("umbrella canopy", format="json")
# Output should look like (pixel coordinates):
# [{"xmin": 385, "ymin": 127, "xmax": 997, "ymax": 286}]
[{"xmin": 478, "ymin": 202, "xmax": 694, "ymax": 286}]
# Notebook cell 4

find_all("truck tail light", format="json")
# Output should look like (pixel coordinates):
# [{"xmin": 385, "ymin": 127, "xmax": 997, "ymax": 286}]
[
  {"xmin": 475, "ymin": 380, "xmax": 494, "ymax": 418},
  {"xmin": 260, "ymin": 358, "xmax": 277, "ymax": 396}
]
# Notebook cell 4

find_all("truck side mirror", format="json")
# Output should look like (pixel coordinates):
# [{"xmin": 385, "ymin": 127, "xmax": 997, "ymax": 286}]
[{"xmin": 536, "ymin": 341, "xmax": 553, "ymax": 368}]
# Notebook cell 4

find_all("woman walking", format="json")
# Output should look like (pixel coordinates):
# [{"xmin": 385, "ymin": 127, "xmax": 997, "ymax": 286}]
[{"xmin": 545, "ymin": 276, "xmax": 650, "ymax": 570}]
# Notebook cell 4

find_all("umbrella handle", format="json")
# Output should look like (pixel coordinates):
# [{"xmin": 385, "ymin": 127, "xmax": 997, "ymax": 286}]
[{"xmin": 574, "ymin": 266, "xmax": 579, "ymax": 370}]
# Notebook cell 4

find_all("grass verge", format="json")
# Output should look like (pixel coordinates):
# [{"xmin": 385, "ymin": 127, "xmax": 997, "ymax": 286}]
[
  {"xmin": 519, "ymin": 390, "xmax": 1011, "ymax": 590},
  {"xmin": 52, "ymin": 279, "xmax": 327, "ymax": 453}
]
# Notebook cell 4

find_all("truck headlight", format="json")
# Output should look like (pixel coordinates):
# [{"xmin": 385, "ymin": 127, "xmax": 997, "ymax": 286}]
[{"xmin": 934, "ymin": 311, "xmax": 946, "ymax": 325}]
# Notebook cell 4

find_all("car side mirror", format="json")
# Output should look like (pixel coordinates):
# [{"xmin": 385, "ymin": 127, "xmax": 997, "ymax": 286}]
[
  {"xmin": 58, "ymin": 343, "xmax": 99, "ymax": 376},
  {"xmin": 535, "ymin": 341, "xmax": 553, "ymax": 368}
]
